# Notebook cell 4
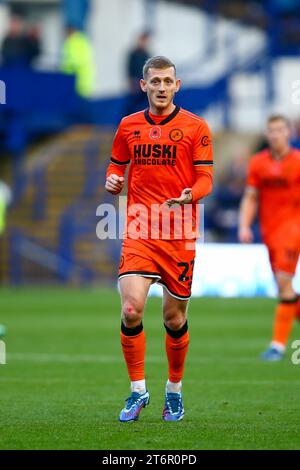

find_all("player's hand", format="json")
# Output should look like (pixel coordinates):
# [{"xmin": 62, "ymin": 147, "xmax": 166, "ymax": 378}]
[
  {"xmin": 238, "ymin": 226, "xmax": 254, "ymax": 244},
  {"xmin": 105, "ymin": 174, "xmax": 125, "ymax": 194},
  {"xmin": 165, "ymin": 188, "xmax": 193, "ymax": 207}
]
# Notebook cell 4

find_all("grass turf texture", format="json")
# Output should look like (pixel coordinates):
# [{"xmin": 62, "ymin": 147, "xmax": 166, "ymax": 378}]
[{"xmin": 0, "ymin": 288, "xmax": 300, "ymax": 450}]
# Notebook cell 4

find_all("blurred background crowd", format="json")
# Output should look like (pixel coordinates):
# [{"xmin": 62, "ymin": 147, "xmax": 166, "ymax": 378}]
[{"xmin": 0, "ymin": 0, "xmax": 300, "ymax": 287}]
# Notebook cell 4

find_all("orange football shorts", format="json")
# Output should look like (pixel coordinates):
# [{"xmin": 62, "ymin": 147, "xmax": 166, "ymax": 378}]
[
  {"xmin": 118, "ymin": 238, "xmax": 196, "ymax": 300},
  {"xmin": 267, "ymin": 243, "xmax": 300, "ymax": 275},
  {"xmin": 265, "ymin": 222, "xmax": 300, "ymax": 275}
]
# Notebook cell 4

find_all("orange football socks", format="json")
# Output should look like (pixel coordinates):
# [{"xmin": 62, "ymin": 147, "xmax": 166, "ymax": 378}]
[
  {"xmin": 165, "ymin": 321, "xmax": 189, "ymax": 384},
  {"xmin": 120, "ymin": 322, "xmax": 145, "ymax": 382},
  {"xmin": 272, "ymin": 298, "xmax": 298, "ymax": 349}
]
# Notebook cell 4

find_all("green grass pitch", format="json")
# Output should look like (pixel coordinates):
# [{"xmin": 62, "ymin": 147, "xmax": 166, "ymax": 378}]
[{"xmin": 0, "ymin": 288, "xmax": 300, "ymax": 450}]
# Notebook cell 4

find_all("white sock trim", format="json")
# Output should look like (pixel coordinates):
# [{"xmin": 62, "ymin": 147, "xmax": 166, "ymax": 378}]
[
  {"xmin": 131, "ymin": 380, "xmax": 146, "ymax": 394},
  {"xmin": 166, "ymin": 380, "xmax": 182, "ymax": 393},
  {"xmin": 270, "ymin": 341, "xmax": 286, "ymax": 353}
]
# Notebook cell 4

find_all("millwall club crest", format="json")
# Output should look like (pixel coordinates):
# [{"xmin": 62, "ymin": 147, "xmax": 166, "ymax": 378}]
[
  {"xmin": 149, "ymin": 126, "xmax": 161, "ymax": 140},
  {"xmin": 169, "ymin": 129, "xmax": 183, "ymax": 142}
]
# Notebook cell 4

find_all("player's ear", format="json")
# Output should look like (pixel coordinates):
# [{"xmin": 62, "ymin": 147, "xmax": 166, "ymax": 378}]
[
  {"xmin": 140, "ymin": 79, "xmax": 147, "ymax": 93},
  {"xmin": 175, "ymin": 79, "xmax": 181, "ymax": 93}
]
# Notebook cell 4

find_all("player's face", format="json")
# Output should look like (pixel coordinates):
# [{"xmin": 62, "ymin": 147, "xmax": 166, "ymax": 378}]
[
  {"xmin": 140, "ymin": 67, "xmax": 181, "ymax": 113},
  {"xmin": 266, "ymin": 120, "xmax": 291, "ymax": 151}
]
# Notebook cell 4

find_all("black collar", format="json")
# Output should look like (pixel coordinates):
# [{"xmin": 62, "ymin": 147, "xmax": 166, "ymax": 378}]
[{"xmin": 144, "ymin": 105, "xmax": 180, "ymax": 126}]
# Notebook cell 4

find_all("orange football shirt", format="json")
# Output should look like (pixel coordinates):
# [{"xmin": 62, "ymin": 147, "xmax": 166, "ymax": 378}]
[
  {"xmin": 108, "ymin": 106, "xmax": 213, "ymax": 240},
  {"xmin": 247, "ymin": 147, "xmax": 300, "ymax": 246}
]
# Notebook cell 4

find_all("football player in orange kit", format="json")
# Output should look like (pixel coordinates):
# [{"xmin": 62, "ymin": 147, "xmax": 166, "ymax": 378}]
[
  {"xmin": 105, "ymin": 56, "xmax": 213, "ymax": 421},
  {"xmin": 239, "ymin": 115, "xmax": 300, "ymax": 361}
]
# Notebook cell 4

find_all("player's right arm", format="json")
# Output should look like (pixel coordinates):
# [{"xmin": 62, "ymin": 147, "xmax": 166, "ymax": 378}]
[
  {"xmin": 238, "ymin": 155, "xmax": 260, "ymax": 243},
  {"xmin": 105, "ymin": 120, "xmax": 131, "ymax": 195},
  {"xmin": 238, "ymin": 186, "xmax": 259, "ymax": 243},
  {"xmin": 105, "ymin": 173, "xmax": 125, "ymax": 194}
]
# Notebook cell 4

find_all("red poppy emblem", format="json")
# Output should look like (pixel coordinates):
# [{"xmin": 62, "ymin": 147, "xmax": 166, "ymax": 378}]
[{"xmin": 149, "ymin": 126, "xmax": 161, "ymax": 139}]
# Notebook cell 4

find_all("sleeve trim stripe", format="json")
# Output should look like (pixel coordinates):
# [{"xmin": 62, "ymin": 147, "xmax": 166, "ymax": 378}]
[
  {"xmin": 110, "ymin": 157, "xmax": 130, "ymax": 165},
  {"xmin": 193, "ymin": 160, "xmax": 214, "ymax": 166}
]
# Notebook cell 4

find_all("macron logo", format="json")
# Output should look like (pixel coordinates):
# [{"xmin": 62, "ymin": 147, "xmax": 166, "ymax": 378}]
[{"xmin": 0, "ymin": 80, "xmax": 6, "ymax": 104}]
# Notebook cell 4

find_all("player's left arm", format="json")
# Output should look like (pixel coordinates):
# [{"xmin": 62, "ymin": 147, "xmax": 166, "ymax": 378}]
[
  {"xmin": 165, "ymin": 120, "xmax": 213, "ymax": 207},
  {"xmin": 190, "ymin": 119, "xmax": 213, "ymax": 202}
]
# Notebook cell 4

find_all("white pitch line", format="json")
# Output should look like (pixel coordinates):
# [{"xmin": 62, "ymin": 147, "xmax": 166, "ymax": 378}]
[
  {"xmin": 0, "ymin": 376, "xmax": 299, "ymax": 387},
  {"xmin": 2, "ymin": 352, "xmax": 295, "ymax": 365},
  {"xmin": 7, "ymin": 353, "xmax": 124, "ymax": 364}
]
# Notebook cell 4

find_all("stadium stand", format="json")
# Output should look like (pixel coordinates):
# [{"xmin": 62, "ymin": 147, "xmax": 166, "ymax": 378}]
[{"xmin": 1, "ymin": 0, "xmax": 300, "ymax": 284}]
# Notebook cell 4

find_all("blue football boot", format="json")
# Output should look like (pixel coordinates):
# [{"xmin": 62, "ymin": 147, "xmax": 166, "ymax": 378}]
[
  {"xmin": 119, "ymin": 390, "xmax": 150, "ymax": 422},
  {"xmin": 261, "ymin": 346, "xmax": 284, "ymax": 361},
  {"xmin": 162, "ymin": 392, "xmax": 184, "ymax": 421}
]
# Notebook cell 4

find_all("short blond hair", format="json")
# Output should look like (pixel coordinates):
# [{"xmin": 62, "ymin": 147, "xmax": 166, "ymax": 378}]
[
  {"xmin": 143, "ymin": 56, "xmax": 176, "ymax": 79},
  {"xmin": 267, "ymin": 114, "xmax": 291, "ymax": 128}
]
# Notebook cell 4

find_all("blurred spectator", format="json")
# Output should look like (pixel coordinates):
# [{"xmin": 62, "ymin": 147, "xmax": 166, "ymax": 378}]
[
  {"xmin": 124, "ymin": 31, "xmax": 151, "ymax": 115},
  {"xmin": 1, "ymin": 15, "xmax": 40, "ymax": 68},
  {"xmin": 127, "ymin": 31, "xmax": 151, "ymax": 93},
  {"xmin": 26, "ymin": 24, "xmax": 41, "ymax": 65},
  {"xmin": 0, "ymin": 180, "xmax": 12, "ymax": 235},
  {"xmin": 212, "ymin": 148, "xmax": 251, "ymax": 242},
  {"xmin": 60, "ymin": 26, "xmax": 95, "ymax": 98}
]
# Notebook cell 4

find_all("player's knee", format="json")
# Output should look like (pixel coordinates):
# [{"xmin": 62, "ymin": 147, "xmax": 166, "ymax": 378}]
[
  {"xmin": 122, "ymin": 299, "xmax": 144, "ymax": 325},
  {"xmin": 278, "ymin": 288, "xmax": 291, "ymax": 300},
  {"xmin": 164, "ymin": 315, "xmax": 186, "ymax": 331},
  {"xmin": 276, "ymin": 276, "xmax": 294, "ymax": 298},
  {"xmin": 164, "ymin": 304, "xmax": 187, "ymax": 330}
]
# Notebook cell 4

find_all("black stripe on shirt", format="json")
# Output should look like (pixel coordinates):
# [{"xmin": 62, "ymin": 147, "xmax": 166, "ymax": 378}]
[
  {"xmin": 110, "ymin": 157, "xmax": 130, "ymax": 165},
  {"xmin": 193, "ymin": 160, "xmax": 214, "ymax": 166}
]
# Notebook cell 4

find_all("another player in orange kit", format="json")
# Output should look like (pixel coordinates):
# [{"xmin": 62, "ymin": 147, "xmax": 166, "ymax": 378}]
[
  {"xmin": 105, "ymin": 56, "xmax": 213, "ymax": 421},
  {"xmin": 239, "ymin": 115, "xmax": 300, "ymax": 361}
]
